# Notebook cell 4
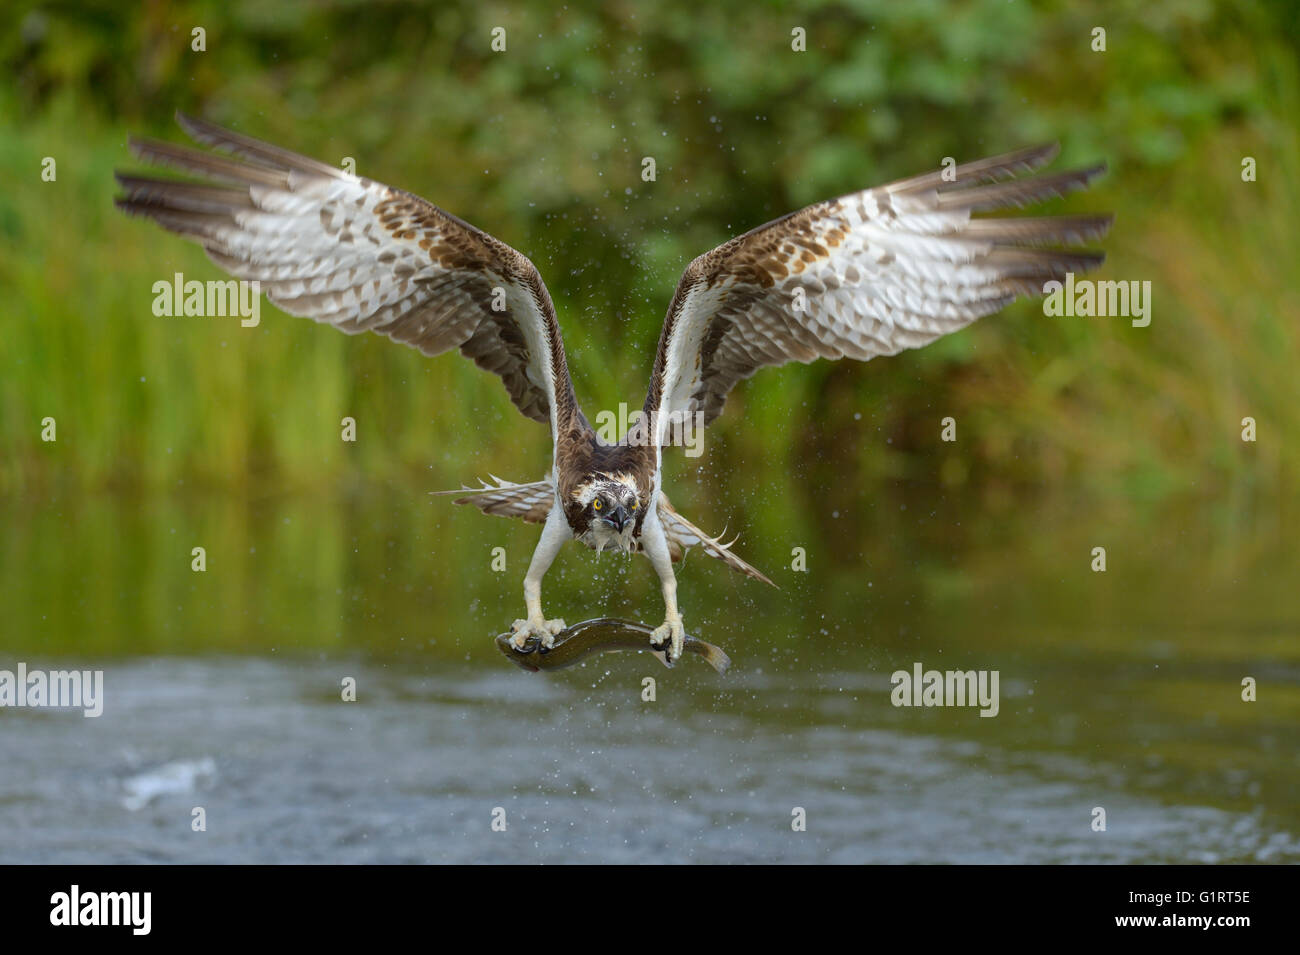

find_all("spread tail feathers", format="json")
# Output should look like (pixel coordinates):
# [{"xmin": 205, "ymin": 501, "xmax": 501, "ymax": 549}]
[{"xmin": 433, "ymin": 479, "xmax": 777, "ymax": 587}]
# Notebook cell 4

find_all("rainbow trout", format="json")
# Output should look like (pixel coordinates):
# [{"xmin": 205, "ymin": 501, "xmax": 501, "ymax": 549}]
[{"xmin": 495, "ymin": 617, "xmax": 731, "ymax": 674}]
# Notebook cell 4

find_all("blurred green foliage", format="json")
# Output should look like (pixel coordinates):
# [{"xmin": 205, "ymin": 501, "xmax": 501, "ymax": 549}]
[{"xmin": 1, "ymin": 0, "xmax": 1297, "ymax": 519}]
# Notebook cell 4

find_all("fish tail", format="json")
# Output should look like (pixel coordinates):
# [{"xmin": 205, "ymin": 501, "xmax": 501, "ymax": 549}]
[{"xmin": 686, "ymin": 639, "xmax": 731, "ymax": 675}]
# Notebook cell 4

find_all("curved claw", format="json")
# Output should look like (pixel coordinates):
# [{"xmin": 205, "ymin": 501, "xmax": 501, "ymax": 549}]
[
  {"xmin": 649, "ymin": 615, "xmax": 686, "ymax": 663},
  {"xmin": 510, "ymin": 617, "xmax": 567, "ymax": 652}
]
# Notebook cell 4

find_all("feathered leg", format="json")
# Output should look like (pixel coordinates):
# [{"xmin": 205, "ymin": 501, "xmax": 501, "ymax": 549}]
[
  {"xmin": 509, "ymin": 505, "xmax": 570, "ymax": 649},
  {"xmin": 639, "ymin": 508, "xmax": 685, "ymax": 662}
]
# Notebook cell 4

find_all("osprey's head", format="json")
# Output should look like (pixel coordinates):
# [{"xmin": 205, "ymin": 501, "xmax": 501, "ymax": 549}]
[{"xmin": 571, "ymin": 474, "xmax": 642, "ymax": 551}]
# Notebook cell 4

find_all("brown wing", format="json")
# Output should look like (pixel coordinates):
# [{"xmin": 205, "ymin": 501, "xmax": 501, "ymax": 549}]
[
  {"xmin": 431, "ymin": 477, "xmax": 555, "ymax": 524},
  {"xmin": 656, "ymin": 496, "xmax": 776, "ymax": 587},
  {"xmin": 643, "ymin": 144, "xmax": 1112, "ymax": 445},
  {"xmin": 116, "ymin": 113, "xmax": 581, "ymax": 434}
]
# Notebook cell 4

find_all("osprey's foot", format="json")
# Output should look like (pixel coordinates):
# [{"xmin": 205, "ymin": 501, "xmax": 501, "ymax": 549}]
[
  {"xmin": 650, "ymin": 614, "xmax": 685, "ymax": 664},
  {"xmin": 509, "ymin": 616, "xmax": 567, "ymax": 650}
]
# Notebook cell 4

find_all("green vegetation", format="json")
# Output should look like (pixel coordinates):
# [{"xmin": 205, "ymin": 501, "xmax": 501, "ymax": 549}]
[
  {"xmin": 2, "ymin": 3, "xmax": 1296, "ymax": 842},
  {"xmin": 2, "ymin": 0, "xmax": 1296, "ymax": 517}
]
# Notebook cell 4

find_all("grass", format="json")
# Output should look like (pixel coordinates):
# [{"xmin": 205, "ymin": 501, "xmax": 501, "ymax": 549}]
[{"xmin": 2, "ymin": 57, "xmax": 1297, "ymax": 520}]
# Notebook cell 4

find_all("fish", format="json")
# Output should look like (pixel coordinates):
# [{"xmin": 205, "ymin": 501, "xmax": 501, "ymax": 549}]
[{"xmin": 495, "ymin": 617, "xmax": 731, "ymax": 674}]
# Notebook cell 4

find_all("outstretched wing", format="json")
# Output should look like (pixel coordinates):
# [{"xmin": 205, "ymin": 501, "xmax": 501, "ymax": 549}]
[
  {"xmin": 116, "ymin": 113, "xmax": 580, "ymax": 435},
  {"xmin": 656, "ymin": 497, "xmax": 776, "ymax": 587},
  {"xmin": 643, "ymin": 144, "xmax": 1112, "ymax": 447},
  {"xmin": 432, "ymin": 476, "xmax": 555, "ymax": 524}
]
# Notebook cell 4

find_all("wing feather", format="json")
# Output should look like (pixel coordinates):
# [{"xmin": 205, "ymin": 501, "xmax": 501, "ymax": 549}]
[
  {"xmin": 116, "ymin": 113, "xmax": 579, "ymax": 433},
  {"xmin": 656, "ymin": 497, "xmax": 776, "ymax": 587},
  {"xmin": 432, "ymin": 476, "xmax": 555, "ymax": 524},
  {"xmin": 643, "ymin": 145, "xmax": 1112, "ymax": 445}
]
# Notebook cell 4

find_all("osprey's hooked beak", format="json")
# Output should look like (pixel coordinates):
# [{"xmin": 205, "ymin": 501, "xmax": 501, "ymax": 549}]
[{"xmin": 602, "ymin": 505, "xmax": 628, "ymax": 533}]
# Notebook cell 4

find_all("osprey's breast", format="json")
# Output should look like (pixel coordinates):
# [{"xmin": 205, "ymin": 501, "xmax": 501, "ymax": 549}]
[{"xmin": 576, "ymin": 519, "xmax": 637, "ymax": 554}]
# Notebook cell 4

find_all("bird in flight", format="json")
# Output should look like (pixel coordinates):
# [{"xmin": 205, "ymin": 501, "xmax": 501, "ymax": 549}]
[{"xmin": 117, "ymin": 114, "xmax": 1110, "ymax": 662}]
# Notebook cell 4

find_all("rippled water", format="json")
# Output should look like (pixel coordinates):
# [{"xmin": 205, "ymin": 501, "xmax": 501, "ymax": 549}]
[{"xmin": 1, "ymin": 488, "xmax": 1296, "ymax": 863}]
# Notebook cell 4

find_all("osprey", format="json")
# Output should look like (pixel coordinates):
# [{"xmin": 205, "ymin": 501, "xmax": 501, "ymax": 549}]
[{"xmin": 117, "ymin": 114, "xmax": 1111, "ymax": 661}]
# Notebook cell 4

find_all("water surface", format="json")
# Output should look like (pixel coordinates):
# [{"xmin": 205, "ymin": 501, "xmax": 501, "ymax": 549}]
[{"xmin": 1, "ymin": 485, "xmax": 1296, "ymax": 863}]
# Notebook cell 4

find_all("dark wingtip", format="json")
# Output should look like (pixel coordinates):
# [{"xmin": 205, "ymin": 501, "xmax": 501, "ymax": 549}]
[
  {"xmin": 1034, "ymin": 142, "xmax": 1061, "ymax": 165},
  {"xmin": 175, "ymin": 111, "xmax": 215, "ymax": 146},
  {"xmin": 1076, "ymin": 162, "xmax": 1109, "ymax": 185},
  {"xmin": 113, "ymin": 196, "xmax": 146, "ymax": 218}
]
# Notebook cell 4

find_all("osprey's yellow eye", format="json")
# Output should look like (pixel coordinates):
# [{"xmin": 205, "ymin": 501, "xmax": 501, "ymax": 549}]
[
  {"xmin": 593, "ymin": 499, "xmax": 602, "ymax": 511},
  {"xmin": 631, "ymin": 501, "xmax": 639, "ymax": 510}
]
